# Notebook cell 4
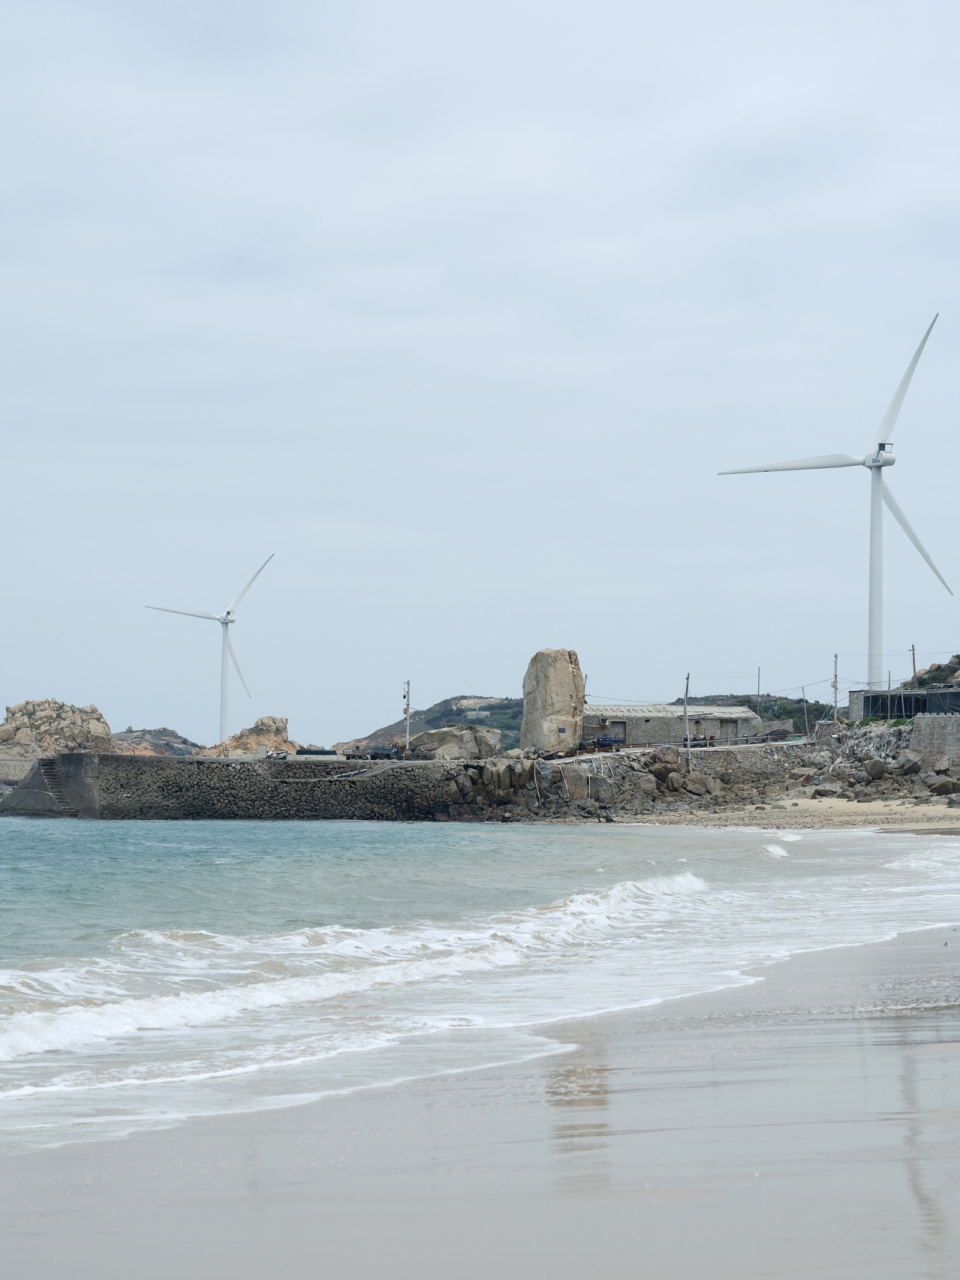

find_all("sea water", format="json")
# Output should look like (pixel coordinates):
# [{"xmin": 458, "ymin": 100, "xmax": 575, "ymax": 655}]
[{"xmin": 1, "ymin": 817, "xmax": 958, "ymax": 1153}]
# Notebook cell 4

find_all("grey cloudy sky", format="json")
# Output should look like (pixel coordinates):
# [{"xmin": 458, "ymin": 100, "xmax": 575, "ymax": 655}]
[{"xmin": 2, "ymin": 0, "xmax": 959, "ymax": 744}]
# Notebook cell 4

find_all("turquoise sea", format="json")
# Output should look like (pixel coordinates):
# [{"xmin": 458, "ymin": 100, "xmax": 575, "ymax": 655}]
[{"xmin": 1, "ymin": 817, "xmax": 959, "ymax": 1153}]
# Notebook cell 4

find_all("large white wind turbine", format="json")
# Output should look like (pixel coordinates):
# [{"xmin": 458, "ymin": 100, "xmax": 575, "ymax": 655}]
[
  {"xmin": 147, "ymin": 555, "xmax": 275, "ymax": 744},
  {"xmin": 720, "ymin": 317, "xmax": 951, "ymax": 690}
]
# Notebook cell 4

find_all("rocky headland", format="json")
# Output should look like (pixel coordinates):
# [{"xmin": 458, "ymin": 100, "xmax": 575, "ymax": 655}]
[{"xmin": 0, "ymin": 700, "xmax": 116, "ymax": 757}]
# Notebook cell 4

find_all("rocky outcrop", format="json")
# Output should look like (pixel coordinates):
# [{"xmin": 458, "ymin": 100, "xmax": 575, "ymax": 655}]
[
  {"xmin": 113, "ymin": 726, "xmax": 203, "ymax": 756},
  {"xmin": 901, "ymin": 655, "xmax": 960, "ymax": 689},
  {"xmin": 520, "ymin": 649, "xmax": 585, "ymax": 753},
  {"xmin": 405, "ymin": 725, "xmax": 502, "ymax": 761},
  {"xmin": 0, "ymin": 700, "xmax": 116, "ymax": 757},
  {"xmin": 195, "ymin": 716, "xmax": 300, "ymax": 758}
]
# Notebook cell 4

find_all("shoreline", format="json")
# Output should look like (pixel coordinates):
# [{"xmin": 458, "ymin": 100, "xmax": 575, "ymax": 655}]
[
  {"xmin": 618, "ymin": 793, "xmax": 960, "ymax": 830},
  {"xmin": 4, "ymin": 922, "xmax": 959, "ymax": 1278}
]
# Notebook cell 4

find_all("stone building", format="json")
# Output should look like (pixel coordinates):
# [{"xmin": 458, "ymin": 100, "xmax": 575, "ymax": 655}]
[{"xmin": 581, "ymin": 703, "xmax": 762, "ymax": 748}]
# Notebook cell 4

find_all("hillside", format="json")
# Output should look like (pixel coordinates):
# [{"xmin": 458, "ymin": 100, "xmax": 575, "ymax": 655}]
[{"xmin": 335, "ymin": 695, "xmax": 523, "ymax": 754}]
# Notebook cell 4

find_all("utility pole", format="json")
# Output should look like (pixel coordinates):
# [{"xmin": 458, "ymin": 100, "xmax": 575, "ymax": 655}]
[
  {"xmin": 801, "ymin": 686, "xmax": 810, "ymax": 739},
  {"xmin": 683, "ymin": 673, "xmax": 691, "ymax": 770},
  {"xmin": 832, "ymin": 654, "xmax": 839, "ymax": 721},
  {"xmin": 911, "ymin": 645, "xmax": 917, "ymax": 678},
  {"xmin": 403, "ymin": 680, "xmax": 411, "ymax": 750},
  {"xmin": 757, "ymin": 667, "xmax": 761, "ymax": 722}
]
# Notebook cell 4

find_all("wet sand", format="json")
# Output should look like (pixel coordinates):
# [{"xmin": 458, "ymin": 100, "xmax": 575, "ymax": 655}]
[
  {"xmin": 4, "ymin": 923, "xmax": 959, "ymax": 1279},
  {"xmin": 641, "ymin": 793, "xmax": 960, "ymax": 831}
]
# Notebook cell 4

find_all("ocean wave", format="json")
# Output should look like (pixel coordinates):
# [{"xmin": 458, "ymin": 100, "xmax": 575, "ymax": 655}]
[{"xmin": 0, "ymin": 873, "xmax": 712, "ymax": 1062}]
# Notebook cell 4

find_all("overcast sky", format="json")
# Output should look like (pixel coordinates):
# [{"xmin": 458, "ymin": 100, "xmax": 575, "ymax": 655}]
[{"xmin": 2, "ymin": 0, "xmax": 959, "ymax": 745}]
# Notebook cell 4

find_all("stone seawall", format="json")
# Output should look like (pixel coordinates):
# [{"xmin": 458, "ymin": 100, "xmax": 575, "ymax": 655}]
[
  {"xmin": 0, "ymin": 743, "xmax": 834, "ymax": 822},
  {"xmin": 909, "ymin": 713, "xmax": 960, "ymax": 765},
  {"xmin": 0, "ymin": 754, "xmax": 539, "ymax": 821}
]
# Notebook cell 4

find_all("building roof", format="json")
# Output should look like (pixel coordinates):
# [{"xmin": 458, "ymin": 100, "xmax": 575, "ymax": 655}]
[{"xmin": 584, "ymin": 704, "xmax": 761, "ymax": 721}]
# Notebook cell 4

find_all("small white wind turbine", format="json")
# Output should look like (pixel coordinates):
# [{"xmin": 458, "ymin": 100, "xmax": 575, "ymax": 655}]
[
  {"xmin": 720, "ymin": 317, "xmax": 951, "ymax": 690},
  {"xmin": 147, "ymin": 554, "xmax": 274, "ymax": 744}
]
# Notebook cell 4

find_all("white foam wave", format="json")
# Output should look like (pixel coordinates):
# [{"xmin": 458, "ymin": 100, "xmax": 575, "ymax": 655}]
[{"xmin": 0, "ymin": 873, "xmax": 712, "ymax": 1062}]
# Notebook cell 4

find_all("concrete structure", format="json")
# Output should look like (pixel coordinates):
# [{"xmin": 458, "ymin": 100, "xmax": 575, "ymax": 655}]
[{"xmin": 581, "ymin": 704, "xmax": 762, "ymax": 748}]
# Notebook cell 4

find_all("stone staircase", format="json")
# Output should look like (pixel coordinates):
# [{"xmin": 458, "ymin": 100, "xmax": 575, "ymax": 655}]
[{"xmin": 38, "ymin": 758, "xmax": 79, "ymax": 817}]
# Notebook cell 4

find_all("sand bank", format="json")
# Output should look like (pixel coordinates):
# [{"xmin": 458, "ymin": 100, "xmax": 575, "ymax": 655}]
[
  {"xmin": 636, "ymin": 792, "xmax": 960, "ymax": 831},
  {"xmin": 3, "ymin": 922, "xmax": 959, "ymax": 1279}
]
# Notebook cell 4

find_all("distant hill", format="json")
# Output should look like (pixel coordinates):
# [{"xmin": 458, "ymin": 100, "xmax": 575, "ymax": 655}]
[{"xmin": 334, "ymin": 695, "xmax": 523, "ymax": 754}]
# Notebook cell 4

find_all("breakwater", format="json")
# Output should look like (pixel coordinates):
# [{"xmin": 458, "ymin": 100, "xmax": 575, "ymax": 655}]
[
  {"xmin": 0, "ymin": 743, "xmax": 833, "ymax": 822},
  {"xmin": 0, "ymin": 753, "xmax": 538, "ymax": 821}
]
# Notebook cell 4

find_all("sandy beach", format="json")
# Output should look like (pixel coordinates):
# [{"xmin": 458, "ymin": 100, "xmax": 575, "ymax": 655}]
[
  {"xmin": 640, "ymin": 793, "xmax": 960, "ymax": 832},
  {"xmin": 4, "ymin": 922, "xmax": 958, "ymax": 1280}
]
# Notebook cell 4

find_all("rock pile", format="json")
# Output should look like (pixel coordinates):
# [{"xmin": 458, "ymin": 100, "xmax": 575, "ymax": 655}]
[
  {"xmin": 195, "ymin": 716, "xmax": 300, "ymax": 757},
  {"xmin": 0, "ymin": 700, "xmax": 116, "ymax": 757},
  {"xmin": 810, "ymin": 718, "xmax": 960, "ymax": 804}
]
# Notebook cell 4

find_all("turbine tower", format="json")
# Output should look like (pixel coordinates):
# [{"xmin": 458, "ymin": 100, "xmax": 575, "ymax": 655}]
[
  {"xmin": 720, "ymin": 317, "xmax": 951, "ymax": 690},
  {"xmin": 147, "ymin": 554, "xmax": 274, "ymax": 744}
]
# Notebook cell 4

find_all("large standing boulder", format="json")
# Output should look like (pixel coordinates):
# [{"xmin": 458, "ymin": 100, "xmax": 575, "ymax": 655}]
[
  {"xmin": 0, "ymin": 700, "xmax": 116, "ymax": 757},
  {"xmin": 405, "ymin": 725, "xmax": 501, "ymax": 760},
  {"xmin": 520, "ymin": 649, "xmax": 585, "ymax": 753}
]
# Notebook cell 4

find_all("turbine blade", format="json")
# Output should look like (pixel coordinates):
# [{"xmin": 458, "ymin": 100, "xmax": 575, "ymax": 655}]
[
  {"xmin": 882, "ymin": 481, "xmax": 953, "ymax": 595},
  {"xmin": 145, "ymin": 605, "xmax": 219, "ymax": 621},
  {"xmin": 228, "ymin": 553, "xmax": 274, "ymax": 613},
  {"xmin": 872, "ymin": 314, "xmax": 938, "ymax": 448},
  {"xmin": 719, "ymin": 453, "xmax": 863, "ymax": 475},
  {"xmin": 227, "ymin": 634, "xmax": 252, "ymax": 697}
]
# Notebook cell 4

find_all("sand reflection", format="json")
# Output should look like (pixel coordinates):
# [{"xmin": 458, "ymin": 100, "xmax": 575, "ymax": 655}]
[{"xmin": 545, "ymin": 1028, "xmax": 611, "ymax": 1191}]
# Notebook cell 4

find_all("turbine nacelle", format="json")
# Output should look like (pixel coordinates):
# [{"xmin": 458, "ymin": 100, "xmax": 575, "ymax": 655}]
[{"xmin": 864, "ymin": 444, "xmax": 895, "ymax": 467}]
